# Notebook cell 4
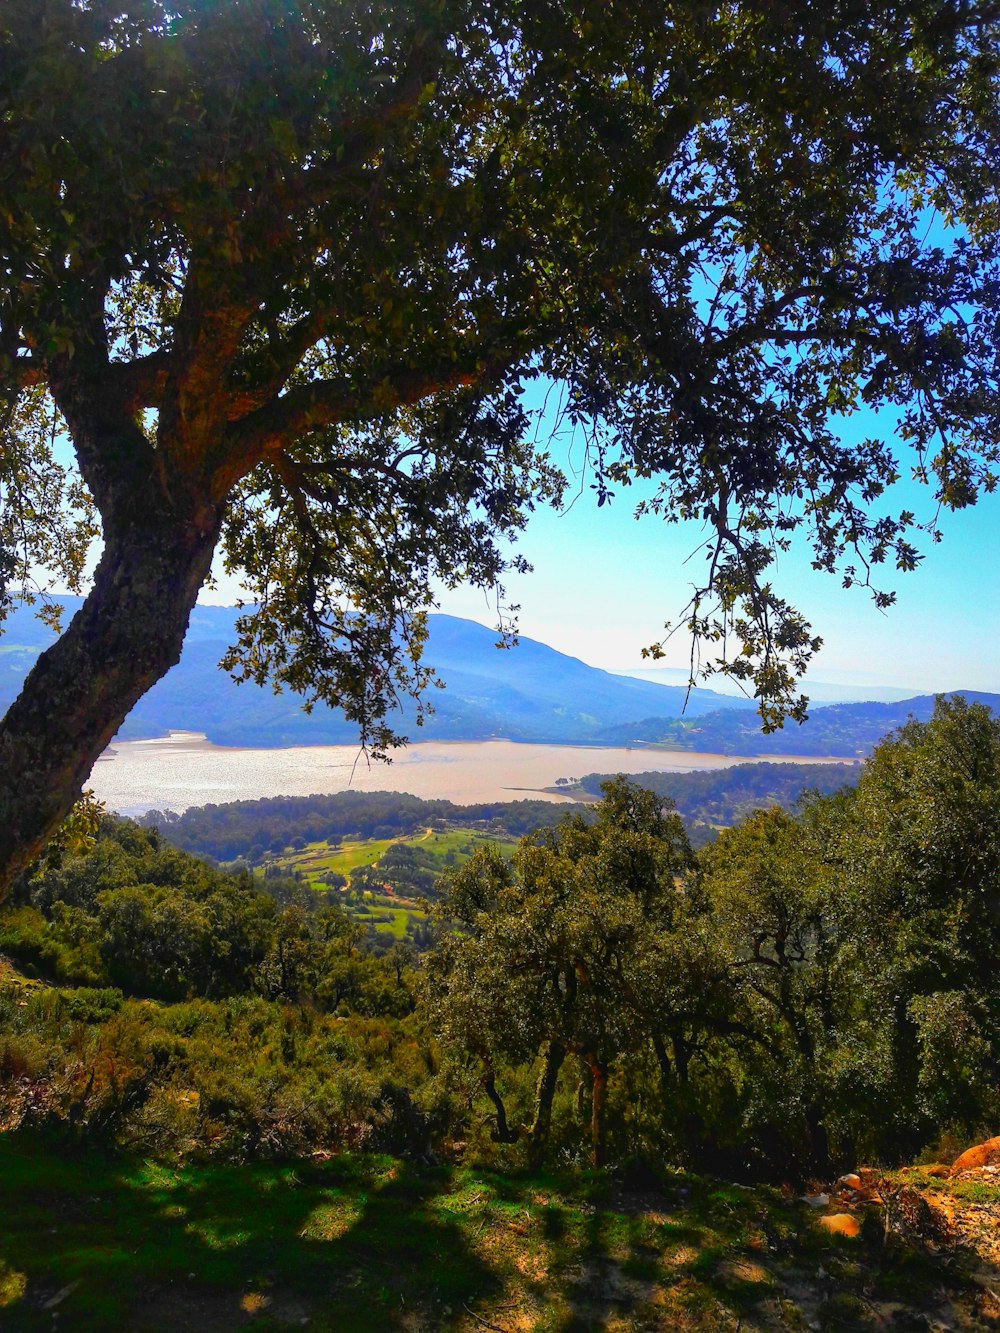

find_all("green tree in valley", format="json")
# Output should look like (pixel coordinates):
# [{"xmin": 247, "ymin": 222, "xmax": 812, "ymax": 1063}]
[
  {"xmin": 4, "ymin": 2, "xmax": 1000, "ymax": 890},
  {"xmin": 428, "ymin": 778, "xmax": 694, "ymax": 1166},
  {"xmin": 700, "ymin": 805, "xmax": 847, "ymax": 1173}
]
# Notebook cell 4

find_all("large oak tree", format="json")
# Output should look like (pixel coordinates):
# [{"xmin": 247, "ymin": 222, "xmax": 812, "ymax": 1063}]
[{"xmin": 2, "ymin": 0, "xmax": 1000, "ymax": 891}]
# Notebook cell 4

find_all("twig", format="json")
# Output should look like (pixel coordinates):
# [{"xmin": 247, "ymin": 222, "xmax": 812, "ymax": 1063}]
[{"xmin": 463, "ymin": 1303, "xmax": 506, "ymax": 1332}]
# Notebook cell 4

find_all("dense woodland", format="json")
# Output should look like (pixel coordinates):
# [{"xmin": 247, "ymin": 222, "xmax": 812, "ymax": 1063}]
[
  {"xmin": 138, "ymin": 793, "xmax": 587, "ymax": 865},
  {"xmin": 141, "ymin": 764, "xmax": 858, "ymax": 871},
  {"xmin": 564, "ymin": 761, "xmax": 860, "ymax": 842},
  {"xmin": 1, "ymin": 697, "xmax": 997, "ymax": 1183}
]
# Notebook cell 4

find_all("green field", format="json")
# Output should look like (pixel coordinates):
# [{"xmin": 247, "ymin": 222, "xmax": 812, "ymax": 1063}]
[
  {"xmin": 280, "ymin": 836, "xmax": 402, "ymax": 880},
  {"xmin": 271, "ymin": 828, "xmax": 515, "ymax": 938},
  {"xmin": 353, "ymin": 897, "xmax": 428, "ymax": 938},
  {"xmin": 276, "ymin": 828, "xmax": 517, "ymax": 885}
]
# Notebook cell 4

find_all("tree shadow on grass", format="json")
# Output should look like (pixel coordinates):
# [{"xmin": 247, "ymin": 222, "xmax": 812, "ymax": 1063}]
[
  {"xmin": 4, "ymin": 1137, "xmax": 979, "ymax": 1331},
  {"xmin": 0, "ymin": 1134, "xmax": 501, "ymax": 1331},
  {"xmin": 450, "ymin": 1167, "xmax": 805, "ymax": 1331}
]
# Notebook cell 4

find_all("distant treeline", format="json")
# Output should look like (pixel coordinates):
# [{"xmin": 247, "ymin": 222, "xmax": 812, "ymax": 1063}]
[
  {"xmin": 139, "ymin": 791, "xmax": 589, "ymax": 862},
  {"xmin": 569, "ymin": 761, "xmax": 860, "ymax": 831}
]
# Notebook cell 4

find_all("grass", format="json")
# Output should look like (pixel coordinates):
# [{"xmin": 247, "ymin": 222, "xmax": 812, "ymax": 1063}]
[
  {"xmin": 284, "ymin": 837, "xmax": 399, "ymax": 879},
  {"xmin": 276, "ymin": 829, "xmax": 518, "ymax": 887},
  {"xmin": 363, "ymin": 899, "xmax": 428, "ymax": 939},
  {"xmin": 2, "ymin": 1134, "xmax": 995, "ymax": 1331},
  {"xmin": 270, "ymin": 829, "xmax": 516, "ymax": 938}
]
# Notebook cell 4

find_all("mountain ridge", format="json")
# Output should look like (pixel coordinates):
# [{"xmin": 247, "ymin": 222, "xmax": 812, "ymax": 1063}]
[
  {"xmin": 3, "ymin": 598, "xmax": 994, "ymax": 755},
  {"xmin": 595, "ymin": 691, "xmax": 1000, "ymax": 756},
  {"xmin": 0, "ymin": 598, "xmax": 755, "ymax": 747}
]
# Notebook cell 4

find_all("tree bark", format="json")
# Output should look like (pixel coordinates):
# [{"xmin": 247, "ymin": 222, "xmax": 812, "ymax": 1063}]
[
  {"xmin": 0, "ymin": 498, "xmax": 223, "ymax": 893},
  {"xmin": 588, "ymin": 1056, "xmax": 608, "ymax": 1169},
  {"xmin": 528, "ymin": 1039, "xmax": 565, "ymax": 1168},
  {"xmin": 483, "ymin": 1068, "xmax": 517, "ymax": 1144}
]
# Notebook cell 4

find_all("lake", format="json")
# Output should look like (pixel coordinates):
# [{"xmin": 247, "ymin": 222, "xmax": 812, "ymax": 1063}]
[{"xmin": 89, "ymin": 731, "xmax": 847, "ymax": 815}]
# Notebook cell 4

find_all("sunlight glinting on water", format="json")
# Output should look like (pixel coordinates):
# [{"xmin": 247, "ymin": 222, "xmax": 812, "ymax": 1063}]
[{"xmin": 89, "ymin": 732, "xmax": 842, "ymax": 815}]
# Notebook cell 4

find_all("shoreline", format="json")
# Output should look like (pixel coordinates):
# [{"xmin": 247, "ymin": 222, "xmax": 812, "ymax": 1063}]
[
  {"xmin": 89, "ymin": 733, "xmax": 860, "ymax": 817},
  {"xmin": 102, "ymin": 729, "xmax": 855, "ymax": 766}
]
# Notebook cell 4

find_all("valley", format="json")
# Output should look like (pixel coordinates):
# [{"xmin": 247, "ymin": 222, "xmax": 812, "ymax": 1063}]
[{"xmin": 272, "ymin": 827, "xmax": 520, "ymax": 942}]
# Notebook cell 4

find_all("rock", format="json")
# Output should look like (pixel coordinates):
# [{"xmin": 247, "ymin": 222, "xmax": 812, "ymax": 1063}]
[
  {"xmin": 924, "ymin": 1164, "xmax": 949, "ymax": 1178},
  {"xmin": 41, "ymin": 1281, "xmax": 80, "ymax": 1310},
  {"xmin": 801, "ymin": 1192, "xmax": 830, "ymax": 1207},
  {"xmin": 950, "ymin": 1136, "xmax": 1000, "ymax": 1175},
  {"xmin": 817, "ymin": 1213, "xmax": 861, "ymax": 1238},
  {"xmin": 836, "ymin": 1173, "xmax": 863, "ymax": 1191},
  {"xmin": 834, "ymin": 1170, "xmax": 882, "ymax": 1202}
]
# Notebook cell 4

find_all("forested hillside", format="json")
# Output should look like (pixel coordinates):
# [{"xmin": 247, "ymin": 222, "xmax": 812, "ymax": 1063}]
[
  {"xmin": 560, "ymin": 761, "xmax": 860, "ymax": 839},
  {"xmin": 138, "ymin": 764, "xmax": 859, "ymax": 887},
  {"xmin": 138, "ymin": 791, "xmax": 588, "ymax": 863},
  {"xmin": 4, "ymin": 697, "xmax": 1000, "ymax": 1326}
]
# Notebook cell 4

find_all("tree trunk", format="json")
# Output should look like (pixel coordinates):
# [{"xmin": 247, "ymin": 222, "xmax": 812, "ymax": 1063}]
[
  {"xmin": 483, "ymin": 1068, "xmax": 517, "ymax": 1144},
  {"xmin": 651, "ymin": 1034, "xmax": 672, "ymax": 1087},
  {"xmin": 528, "ymin": 1039, "xmax": 565, "ymax": 1169},
  {"xmin": 588, "ymin": 1056, "xmax": 608, "ymax": 1169},
  {"xmin": 0, "ymin": 502, "xmax": 223, "ymax": 893}
]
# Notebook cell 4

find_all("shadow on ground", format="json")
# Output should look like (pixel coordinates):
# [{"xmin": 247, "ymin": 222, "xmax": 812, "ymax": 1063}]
[{"xmin": 1, "ymin": 1135, "xmax": 996, "ymax": 1331}]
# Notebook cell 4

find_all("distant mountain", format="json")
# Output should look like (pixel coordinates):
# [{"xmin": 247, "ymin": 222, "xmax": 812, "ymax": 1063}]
[
  {"xmin": 0, "ymin": 598, "xmax": 756, "ymax": 747},
  {"xmin": 596, "ymin": 692, "xmax": 1000, "ymax": 757},
  {"xmin": 613, "ymin": 665, "xmax": 919, "ymax": 705}
]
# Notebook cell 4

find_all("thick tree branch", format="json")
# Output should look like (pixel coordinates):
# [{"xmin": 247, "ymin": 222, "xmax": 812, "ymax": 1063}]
[
  {"xmin": 647, "ymin": 204, "xmax": 741, "ymax": 257},
  {"xmin": 225, "ymin": 311, "xmax": 333, "ymax": 419},
  {"xmin": 106, "ymin": 350, "xmax": 173, "ymax": 411},
  {"xmin": 216, "ymin": 358, "xmax": 487, "ymax": 494}
]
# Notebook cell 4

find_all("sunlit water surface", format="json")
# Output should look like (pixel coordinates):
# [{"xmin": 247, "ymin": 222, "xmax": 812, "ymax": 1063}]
[{"xmin": 89, "ymin": 732, "xmax": 844, "ymax": 816}]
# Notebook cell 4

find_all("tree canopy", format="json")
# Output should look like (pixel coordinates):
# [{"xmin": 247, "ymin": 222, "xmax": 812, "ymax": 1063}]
[
  {"xmin": 423, "ymin": 698, "xmax": 1000, "ymax": 1175},
  {"xmin": 2, "ymin": 0, "xmax": 1000, "ymax": 889}
]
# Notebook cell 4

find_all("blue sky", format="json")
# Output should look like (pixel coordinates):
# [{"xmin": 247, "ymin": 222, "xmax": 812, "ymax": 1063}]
[
  {"xmin": 431, "ymin": 471, "xmax": 1000, "ymax": 693},
  {"xmin": 428, "ymin": 207, "xmax": 1000, "ymax": 697}
]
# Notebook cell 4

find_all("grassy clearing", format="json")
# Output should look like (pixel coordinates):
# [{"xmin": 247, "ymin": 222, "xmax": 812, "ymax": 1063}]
[
  {"xmin": 350, "ymin": 896, "xmax": 428, "ymax": 939},
  {"xmin": 1, "ymin": 1135, "xmax": 996, "ymax": 1331},
  {"xmin": 272, "ymin": 829, "xmax": 515, "ymax": 938},
  {"xmin": 364, "ymin": 900, "xmax": 428, "ymax": 939},
  {"xmin": 276, "ymin": 830, "xmax": 518, "ymax": 886},
  {"xmin": 276, "ymin": 837, "xmax": 399, "ymax": 879}
]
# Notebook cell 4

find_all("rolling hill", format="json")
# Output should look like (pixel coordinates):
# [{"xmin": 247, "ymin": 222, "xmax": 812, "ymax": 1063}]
[
  {"xmin": 595, "ymin": 692, "xmax": 1000, "ymax": 756},
  {"xmin": 0, "ymin": 598, "xmax": 755, "ymax": 747},
  {"xmin": 4, "ymin": 599, "xmax": 993, "ymax": 755}
]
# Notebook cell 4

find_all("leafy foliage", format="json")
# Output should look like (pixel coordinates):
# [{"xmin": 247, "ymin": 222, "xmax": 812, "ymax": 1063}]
[{"xmin": 429, "ymin": 700, "xmax": 1000, "ymax": 1175}]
